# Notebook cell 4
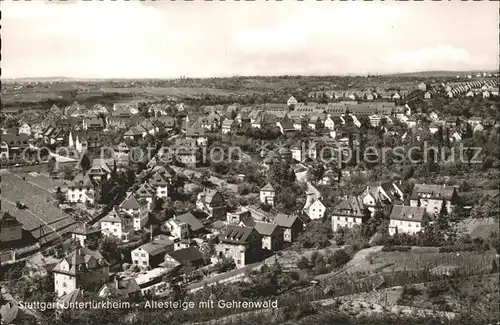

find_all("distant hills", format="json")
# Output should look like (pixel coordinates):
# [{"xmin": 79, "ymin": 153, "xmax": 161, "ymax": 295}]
[
  {"xmin": 382, "ymin": 70, "xmax": 499, "ymax": 77},
  {"xmin": 3, "ymin": 70, "xmax": 499, "ymax": 82}
]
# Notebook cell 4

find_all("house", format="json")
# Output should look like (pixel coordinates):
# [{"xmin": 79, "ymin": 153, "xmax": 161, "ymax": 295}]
[
  {"xmin": 290, "ymin": 142, "xmax": 304, "ymax": 162},
  {"xmin": 473, "ymin": 124, "xmax": 484, "ymax": 133},
  {"xmin": 303, "ymin": 198, "xmax": 326, "ymax": 220},
  {"xmin": 331, "ymin": 196, "xmax": 368, "ymax": 232},
  {"xmin": 429, "ymin": 122, "xmax": 440, "ymax": 134},
  {"xmin": 18, "ymin": 122, "xmax": 31, "ymax": 136},
  {"xmin": 52, "ymin": 248, "xmax": 110, "ymax": 297},
  {"xmin": 253, "ymin": 222, "xmax": 283, "ymax": 251},
  {"xmin": 418, "ymin": 83, "xmax": 428, "ymax": 91},
  {"xmin": 369, "ymin": 114, "xmax": 382, "ymax": 127},
  {"xmin": 225, "ymin": 208, "xmax": 251, "ymax": 226},
  {"xmin": 196, "ymin": 189, "xmax": 226, "ymax": 219},
  {"xmin": 392, "ymin": 92, "xmax": 401, "ymax": 100},
  {"xmin": 163, "ymin": 246, "xmax": 204, "ymax": 271},
  {"xmin": 135, "ymin": 183, "xmax": 155, "ymax": 211},
  {"xmin": 450, "ymin": 130, "xmax": 462, "ymax": 142},
  {"xmin": 406, "ymin": 117, "xmax": 417, "ymax": 128},
  {"xmin": 148, "ymin": 103, "xmax": 170, "ymax": 116},
  {"xmin": 174, "ymin": 212, "xmax": 205, "ymax": 235},
  {"xmin": 360, "ymin": 181, "xmax": 404, "ymax": 216},
  {"xmin": 468, "ymin": 116, "xmax": 483, "ymax": 127},
  {"xmin": 260, "ymin": 183, "xmax": 275, "ymax": 206},
  {"xmin": 148, "ymin": 172, "xmax": 169, "ymax": 198},
  {"xmin": 251, "ymin": 117, "xmax": 262, "ymax": 129},
  {"xmin": 274, "ymin": 213, "xmax": 304, "ymax": 243},
  {"xmin": 98, "ymin": 277, "xmax": 141, "ymax": 299},
  {"xmin": 218, "ymin": 226, "xmax": 262, "ymax": 268},
  {"xmin": 100, "ymin": 209, "xmax": 135, "ymax": 242},
  {"xmin": 221, "ymin": 119, "xmax": 235, "ymax": 134},
  {"xmin": 164, "ymin": 212, "xmax": 204, "ymax": 240},
  {"xmin": 410, "ymin": 184, "xmax": 459, "ymax": 216},
  {"xmin": 66, "ymin": 173, "xmax": 97, "ymax": 204},
  {"xmin": 287, "ymin": 96, "xmax": 298, "ymax": 107},
  {"xmin": 388, "ymin": 205, "xmax": 428, "ymax": 236},
  {"xmin": 1, "ymin": 134, "xmax": 30, "ymax": 159},
  {"xmin": 131, "ymin": 236, "xmax": 174, "ymax": 269},
  {"xmin": 424, "ymin": 92, "xmax": 432, "ymax": 99},
  {"xmin": 276, "ymin": 119, "xmax": 294, "ymax": 135},
  {"xmin": 324, "ymin": 114, "xmax": 335, "ymax": 131},
  {"xmin": 185, "ymin": 128, "xmax": 207, "ymax": 146},
  {"xmin": 82, "ymin": 116, "xmax": 104, "ymax": 131},
  {"xmin": 0, "ymin": 211, "xmax": 23, "ymax": 244},
  {"xmin": 466, "ymin": 90, "xmax": 475, "ymax": 97},
  {"xmin": 483, "ymin": 91, "xmax": 491, "ymax": 98},
  {"xmin": 165, "ymin": 216, "xmax": 190, "ymax": 240},
  {"xmin": 70, "ymin": 224, "xmax": 101, "ymax": 247},
  {"xmin": 123, "ymin": 126, "xmax": 146, "ymax": 141}
]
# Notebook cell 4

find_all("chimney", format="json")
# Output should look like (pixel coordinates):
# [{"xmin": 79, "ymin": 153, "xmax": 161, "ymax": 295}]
[
  {"xmin": 443, "ymin": 184, "xmax": 446, "ymax": 188},
  {"xmin": 115, "ymin": 276, "xmax": 120, "ymax": 289}
]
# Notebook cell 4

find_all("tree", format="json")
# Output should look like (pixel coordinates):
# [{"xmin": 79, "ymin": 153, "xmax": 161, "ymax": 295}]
[{"xmin": 80, "ymin": 153, "xmax": 92, "ymax": 172}]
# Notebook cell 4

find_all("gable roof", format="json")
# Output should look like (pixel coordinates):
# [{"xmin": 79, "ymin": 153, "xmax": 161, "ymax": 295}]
[
  {"xmin": 0, "ymin": 211, "xmax": 23, "ymax": 227},
  {"xmin": 410, "ymin": 184, "xmax": 456, "ymax": 200},
  {"xmin": 137, "ymin": 238, "xmax": 174, "ymax": 256},
  {"xmin": 120, "ymin": 194, "xmax": 142, "ymax": 210},
  {"xmin": 334, "ymin": 196, "xmax": 365, "ymax": 217},
  {"xmin": 274, "ymin": 213, "xmax": 301, "ymax": 228},
  {"xmin": 166, "ymin": 246, "xmax": 203, "ymax": 264},
  {"xmin": 176, "ymin": 212, "xmax": 204, "ymax": 232},
  {"xmin": 221, "ymin": 225, "xmax": 256, "ymax": 244},
  {"xmin": 260, "ymin": 183, "xmax": 275, "ymax": 192},
  {"xmin": 253, "ymin": 222, "xmax": 279, "ymax": 236},
  {"xmin": 390, "ymin": 205, "xmax": 426, "ymax": 222}
]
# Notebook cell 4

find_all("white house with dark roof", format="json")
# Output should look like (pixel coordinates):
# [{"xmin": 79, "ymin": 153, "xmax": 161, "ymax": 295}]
[
  {"xmin": 70, "ymin": 224, "xmax": 101, "ymax": 247},
  {"xmin": 148, "ymin": 172, "xmax": 169, "ymax": 198},
  {"xmin": 332, "ymin": 196, "xmax": 368, "ymax": 232},
  {"xmin": 389, "ymin": 205, "xmax": 428, "ymax": 236},
  {"xmin": 52, "ymin": 248, "xmax": 109, "ymax": 297},
  {"xmin": 359, "ymin": 181, "xmax": 404, "ymax": 216},
  {"xmin": 66, "ymin": 173, "xmax": 96, "ymax": 204},
  {"xmin": 287, "ymin": 96, "xmax": 298, "ymax": 107},
  {"xmin": 132, "ymin": 235, "xmax": 174, "ymax": 269},
  {"xmin": 100, "ymin": 209, "xmax": 135, "ymax": 242},
  {"xmin": 409, "ymin": 183, "xmax": 459, "ymax": 216},
  {"xmin": 260, "ymin": 183, "xmax": 275, "ymax": 206}
]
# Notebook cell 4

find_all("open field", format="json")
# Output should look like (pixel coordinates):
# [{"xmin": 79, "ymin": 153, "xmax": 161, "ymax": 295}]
[
  {"xmin": 0, "ymin": 171, "xmax": 78, "ymax": 244},
  {"xmin": 2, "ymin": 84, "xmax": 253, "ymax": 104},
  {"xmin": 345, "ymin": 247, "xmax": 496, "ymax": 275}
]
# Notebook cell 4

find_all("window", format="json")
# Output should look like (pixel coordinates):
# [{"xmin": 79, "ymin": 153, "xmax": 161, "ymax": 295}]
[
  {"xmin": 141, "ymin": 254, "xmax": 145, "ymax": 257},
  {"xmin": 63, "ymin": 282, "xmax": 67, "ymax": 288},
  {"xmin": 143, "ymin": 261, "xmax": 147, "ymax": 265}
]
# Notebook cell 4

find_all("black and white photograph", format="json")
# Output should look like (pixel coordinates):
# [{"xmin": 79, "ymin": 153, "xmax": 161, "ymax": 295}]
[{"xmin": 1, "ymin": 1, "xmax": 499, "ymax": 325}]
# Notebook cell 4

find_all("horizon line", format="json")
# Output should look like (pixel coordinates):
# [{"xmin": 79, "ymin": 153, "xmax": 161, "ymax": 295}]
[{"xmin": 3, "ymin": 69, "xmax": 499, "ymax": 81}]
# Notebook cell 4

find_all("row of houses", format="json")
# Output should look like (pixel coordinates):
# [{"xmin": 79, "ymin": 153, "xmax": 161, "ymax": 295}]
[{"xmin": 331, "ymin": 182, "xmax": 459, "ymax": 236}]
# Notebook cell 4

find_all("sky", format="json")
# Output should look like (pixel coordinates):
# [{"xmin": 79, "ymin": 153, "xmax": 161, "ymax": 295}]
[{"xmin": 2, "ymin": 0, "xmax": 499, "ymax": 79}]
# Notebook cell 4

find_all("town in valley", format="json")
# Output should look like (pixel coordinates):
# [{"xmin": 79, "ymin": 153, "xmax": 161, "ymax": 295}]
[{"xmin": 1, "ymin": 1, "xmax": 499, "ymax": 325}]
